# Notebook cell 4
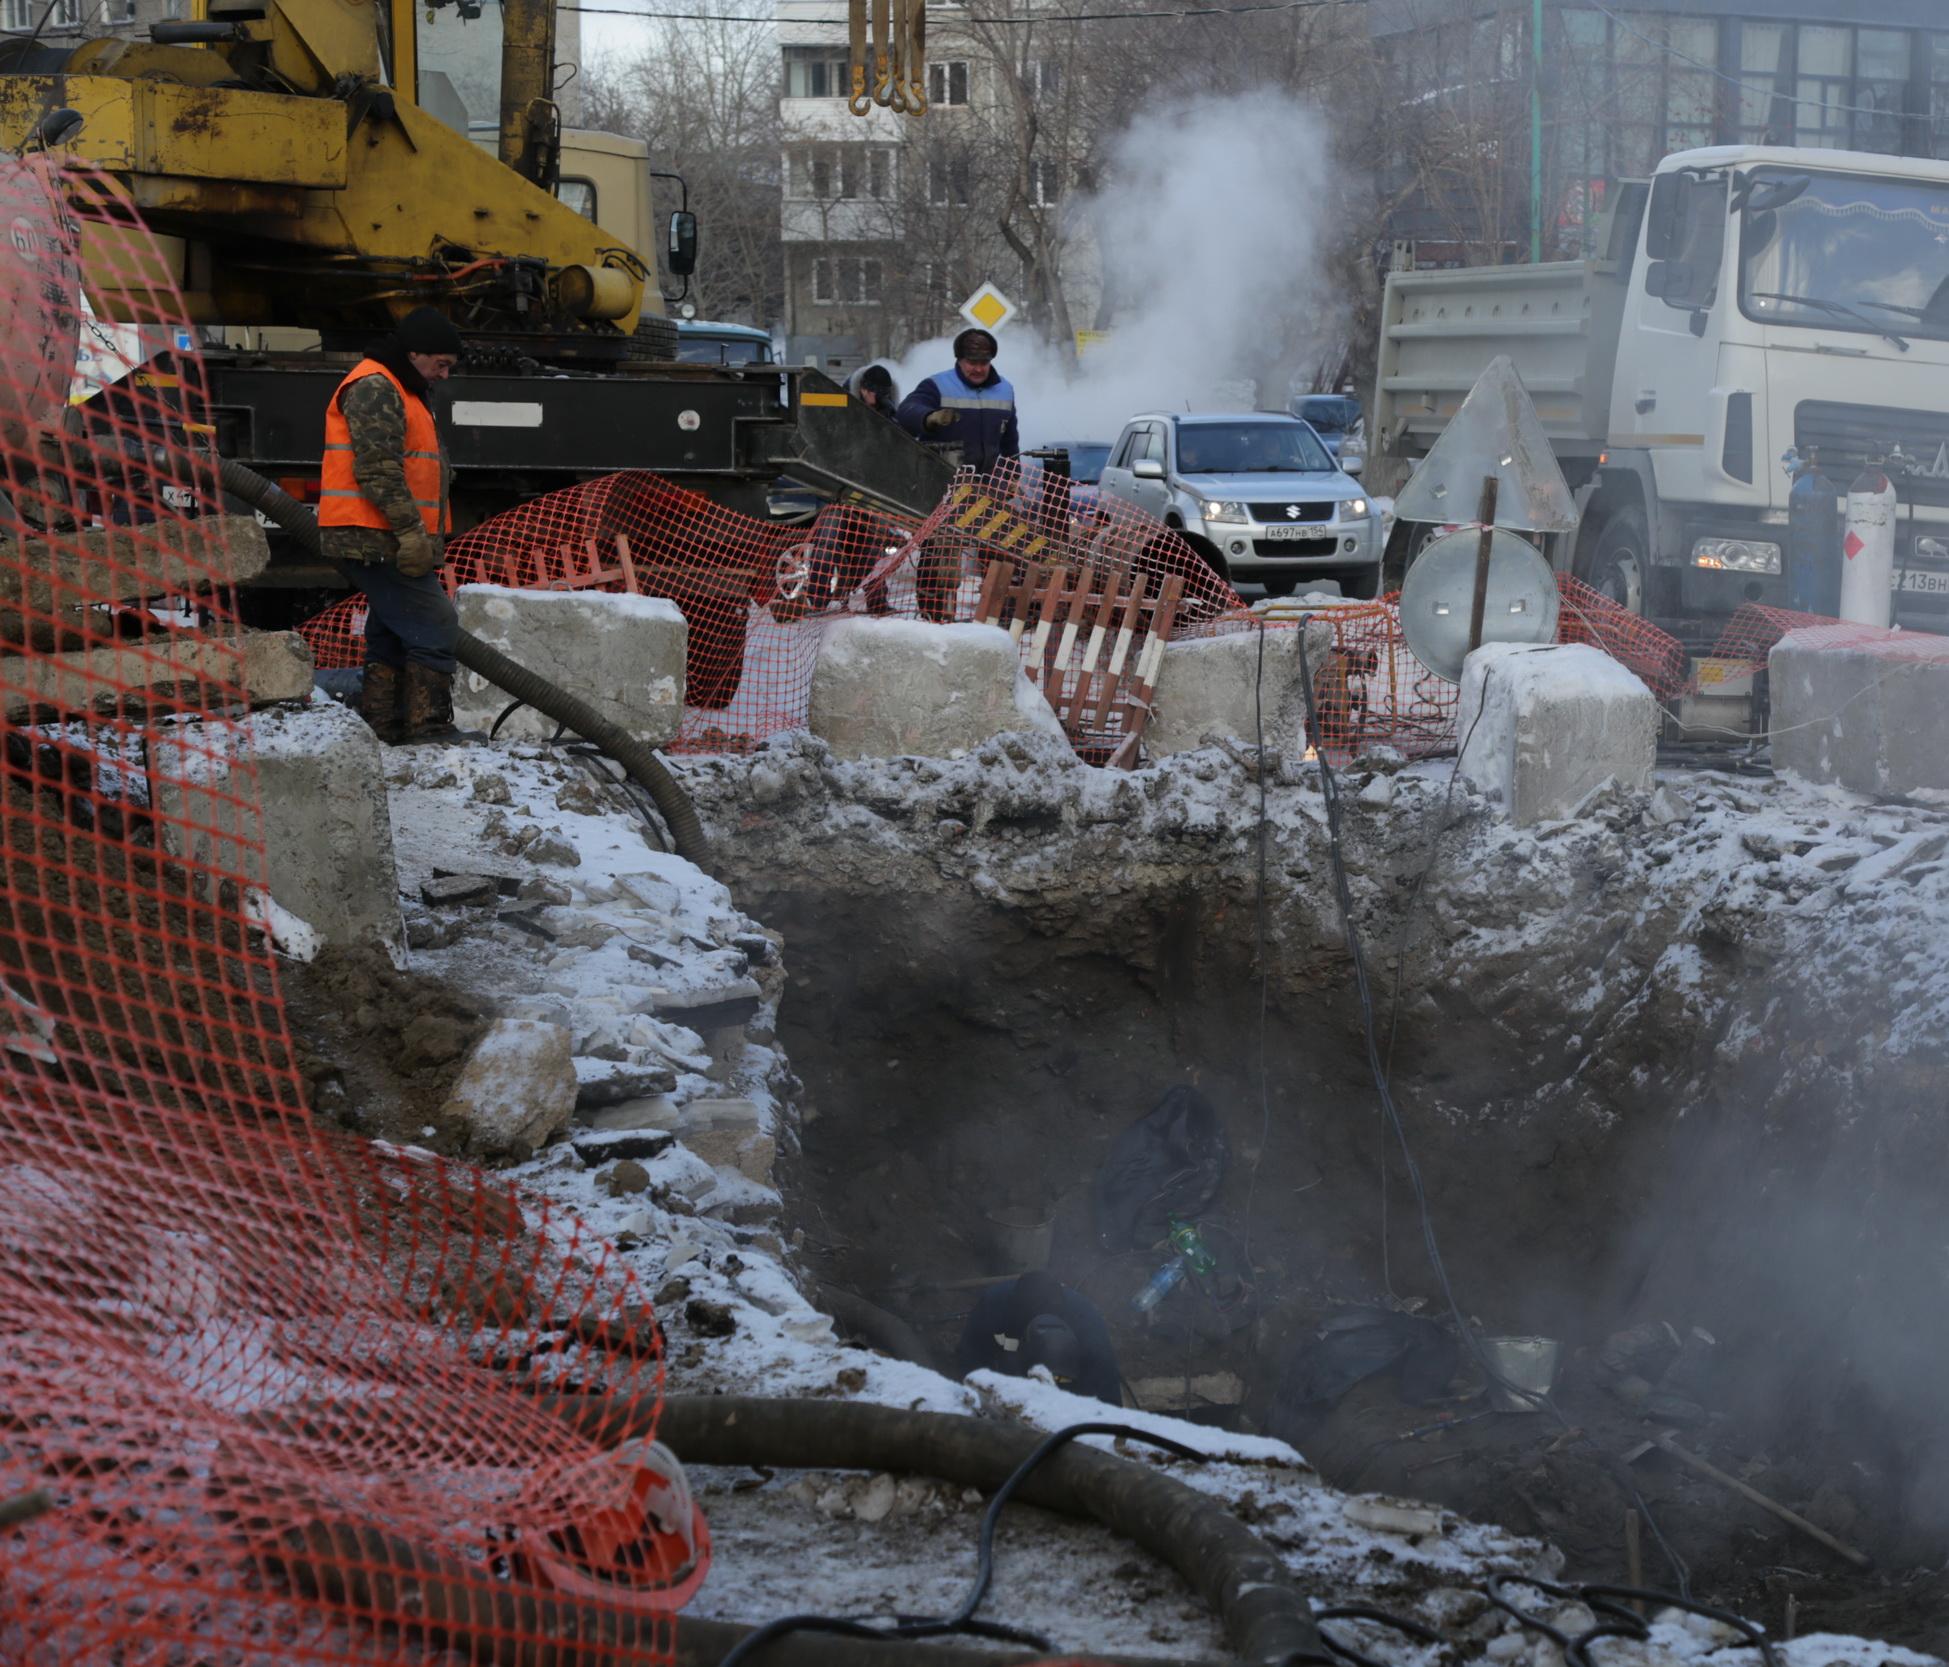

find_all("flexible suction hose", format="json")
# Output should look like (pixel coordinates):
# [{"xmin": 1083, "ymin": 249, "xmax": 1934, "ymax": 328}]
[{"xmin": 216, "ymin": 457, "xmax": 710, "ymax": 869}]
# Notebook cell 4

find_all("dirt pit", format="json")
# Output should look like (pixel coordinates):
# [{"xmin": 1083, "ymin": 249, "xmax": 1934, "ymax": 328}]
[{"xmin": 680, "ymin": 734, "xmax": 1949, "ymax": 1658}]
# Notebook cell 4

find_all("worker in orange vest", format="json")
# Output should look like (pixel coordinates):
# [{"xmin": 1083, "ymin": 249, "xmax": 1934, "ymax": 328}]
[{"xmin": 320, "ymin": 306, "xmax": 462, "ymax": 742}]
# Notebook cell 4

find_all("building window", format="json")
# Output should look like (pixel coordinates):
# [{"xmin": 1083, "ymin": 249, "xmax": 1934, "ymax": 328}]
[
  {"xmin": 812, "ymin": 256, "xmax": 883, "ymax": 305},
  {"xmin": 1737, "ymin": 21, "xmax": 1790, "ymax": 146},
  {"xmin": 784, "ymin": 46, "xmax": 851, "ymax": 99},
  {"xmin": 928, "ymin": 60, "xmax": 970, "ymax": 107},
  {"xmin": 1025, "ymin": 58, "xmax": 1061, "ymax": 100},
  {"xmin": 7, "ymin": 0, "xmax": 81, "ymax": 24},
  {"xmin": 1028, "ymin": 157, "xmax": 1061, "ymax": 207},
  {"xmin": 792, "ymin": 146, "xmax": 893, "ymax": 201},
  {"xmin": 1852, "ymin": 28, "xmax": 1910, "ymax": 154},
  {"xmin": 1, "ymin": 0, "xmax": 29, "ymax": 25},
  {"xmin": 105, "ymin": 0, "xmax": 136, "ymax": 19},
  {"xmin": 1931, "ymin": 35, "xmax": 1949, "ymax": 159},
  {"xmin": 928, "ymin": 153, "xmax": 971, "ymax": 206}
]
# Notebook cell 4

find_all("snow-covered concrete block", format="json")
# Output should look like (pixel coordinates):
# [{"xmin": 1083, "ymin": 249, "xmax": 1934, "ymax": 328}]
[
  {"xmin": 155, "ymin": 699, "xmax": 406, "ymax": 965},
  {"xmin": 1146, "ymin": 618, "xmax": 1334, "ymax": 758},
  {"xmin": 1457, "ymin": 642, "xmax": 1657, "ymax": 826},
  {"xmin": 442, "ymin": 1018, "xmax": 576, "ymax": 1158},
  {"xmin": 807, "ymin": 618, "xmax": 1066, "ymax": 760},
  {"xmin": 453, "ymin": 585, "xmax": 685, "ymax": 746},
  {"xmin": 1770, "ymin": 628, "xmax": 1949, "ymax": 796}
]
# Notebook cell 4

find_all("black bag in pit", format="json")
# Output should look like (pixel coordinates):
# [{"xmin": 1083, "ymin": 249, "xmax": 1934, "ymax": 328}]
[
  {"xmin": 1271, "ymin": 1306, "xmax": 1460, "ymax": 1423},
  {"xmin": 1091, "ymin": 1084, "xmax": 1230, "ymax": 1253}
]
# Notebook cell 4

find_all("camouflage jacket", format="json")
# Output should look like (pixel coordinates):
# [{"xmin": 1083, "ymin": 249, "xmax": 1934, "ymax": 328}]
[{"xmin": 320, "ymin": 372, "xmax": 448, "ymax": 567}]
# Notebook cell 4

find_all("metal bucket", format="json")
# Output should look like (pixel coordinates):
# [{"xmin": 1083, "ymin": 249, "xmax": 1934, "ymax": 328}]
[
  {"xmin": 1484, "ymin": 1335, "xmax": 1561, "ymax": 1413},
  {"xmin": 983, "ymin": 1206, "xmax": 1054, "ymax": 1271}
]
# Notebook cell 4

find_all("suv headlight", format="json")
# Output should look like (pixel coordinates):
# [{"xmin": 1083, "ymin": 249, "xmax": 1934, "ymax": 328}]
[
  {"xmin": 1201, "ymin": 500, "xmax": 1250, "ymax": 524},
  {"xmin": 1692, "ymin": 537, "xmax": 1780, "ymax": 574},
  {"xmin": 1342, "ymin": 497, "xmax": 1369, "ymax": 519}
]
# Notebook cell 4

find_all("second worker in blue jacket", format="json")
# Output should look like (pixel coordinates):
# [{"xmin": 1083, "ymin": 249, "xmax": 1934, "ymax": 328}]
[{"xmin": 896, "ymin": 327, "xmax": 1020, "ymax": 474}]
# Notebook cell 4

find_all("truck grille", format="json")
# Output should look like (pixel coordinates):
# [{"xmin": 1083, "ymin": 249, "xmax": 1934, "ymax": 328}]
[
  {"xmin": 1252, "ymin": 537, "xmax": 1337, "ymax": 558},
  {"xmin": 1795, "ymin": 401, "xmax": 1949, "ymax": 510},
  {"xmin": 1249, "ymin": 501, "xmax": 1333, "ymax": 523}
]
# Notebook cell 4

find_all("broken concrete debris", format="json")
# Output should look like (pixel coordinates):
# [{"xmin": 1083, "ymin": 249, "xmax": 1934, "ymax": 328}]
[
  {"xmin": 1457, "ymin": 642, "xmax": 1657, "ymax": 825},
  {"xmin": 807, "ymin": 617, "xmax": 1067, "ymax": 759},
  {"xmin": 439, "ymin": 1017, "xmax": 577, "ymax": 1159},
  {"xmin": 452, "ymin": 584, "xmax": 687, "ymax": 745}
]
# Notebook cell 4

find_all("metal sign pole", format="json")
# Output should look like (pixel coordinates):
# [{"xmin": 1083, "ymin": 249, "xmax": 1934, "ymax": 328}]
[{"xmin": 1468, "ymin": 474, "xmax": 1499, "ymax": 653}]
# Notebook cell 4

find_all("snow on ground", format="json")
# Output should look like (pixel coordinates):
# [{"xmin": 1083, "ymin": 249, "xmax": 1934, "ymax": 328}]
[{"xmin": 361, "ymin": 729, "xmax": 1944, "ymax": 1665}]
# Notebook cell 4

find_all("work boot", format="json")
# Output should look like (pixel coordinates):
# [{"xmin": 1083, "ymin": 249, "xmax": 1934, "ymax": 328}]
[
  {"xmin": 358, "ymin": 661, "xmax": 404, "ymax": 743},
  {"xmin": 398, "ymin": 662, "xmax": 459, "ymax": 744}
]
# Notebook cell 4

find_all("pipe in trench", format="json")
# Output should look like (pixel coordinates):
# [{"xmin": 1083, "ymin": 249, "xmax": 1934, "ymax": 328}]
[{"xmin": 214, "ymin": 457, "xmax": 710, "ymax": 869}]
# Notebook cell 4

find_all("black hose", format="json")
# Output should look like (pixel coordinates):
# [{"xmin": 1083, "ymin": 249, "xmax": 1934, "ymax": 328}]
[
  {"xmin": 215, "ymin": 456, "xmax": 710, "ymax": 869},
  {"xmin": 551, "ymin": 1393, "xmax": 1331, "ymax": 1667}
]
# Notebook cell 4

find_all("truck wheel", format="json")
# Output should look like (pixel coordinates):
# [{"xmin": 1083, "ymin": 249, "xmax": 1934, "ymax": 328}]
[
  {"xmin": 1578, "ymin": 507, "xmax": 1648, "ymax": 615},
  {"xmin": 624, "ymin": 314, "xmax": 680, "ymax": 362}
]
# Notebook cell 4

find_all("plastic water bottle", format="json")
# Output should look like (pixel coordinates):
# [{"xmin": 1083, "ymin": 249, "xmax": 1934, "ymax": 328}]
[{"xmin": 1131, "ymin": 1258, "xmax": 1187, "ymax": 1314}]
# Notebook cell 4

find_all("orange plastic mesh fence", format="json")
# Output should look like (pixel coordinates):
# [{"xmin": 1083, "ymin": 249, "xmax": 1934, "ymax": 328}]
[
  {"xmin": 300, "ymin": 466, "xmax": 1696, "ymax": 764},
  {"xmin": 0, "ymin": 158, "xmax": 680, "ymax": 1665},
  {"xmin": 1706, "ymin": 601, "xmax": 1855, "ymax": 671}
]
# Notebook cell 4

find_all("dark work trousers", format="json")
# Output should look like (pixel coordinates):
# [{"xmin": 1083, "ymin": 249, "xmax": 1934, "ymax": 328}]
[{"xmin": 339, "ymin": 560, "xmax": 459, "ymax": 674}]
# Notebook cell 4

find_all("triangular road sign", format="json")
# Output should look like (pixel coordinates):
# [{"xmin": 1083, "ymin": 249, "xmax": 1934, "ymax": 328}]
[{"xmin": 1394, "ymin": 355, "xmax": 1580, "ymax": 534}]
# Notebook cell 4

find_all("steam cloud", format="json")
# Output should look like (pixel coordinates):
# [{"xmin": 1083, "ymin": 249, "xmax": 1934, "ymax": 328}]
[{"xmin": 882, "ymin": 88, "xmax": 1351, "ymax": 448}]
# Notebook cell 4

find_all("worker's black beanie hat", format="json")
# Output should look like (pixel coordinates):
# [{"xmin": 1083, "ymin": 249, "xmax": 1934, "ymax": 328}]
[
  {"xmin": 953, "ymin": 327, "xmax": 998, "ymax": 361},
  {"xmin": 397, "ymin": 306, "xmax": 465, "ymax": 357}
]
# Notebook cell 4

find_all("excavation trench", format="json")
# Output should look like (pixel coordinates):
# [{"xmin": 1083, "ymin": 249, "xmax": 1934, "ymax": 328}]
[{"xmin": 682, "ymin": 735, "xmax": 1949, "ymax": 1657}]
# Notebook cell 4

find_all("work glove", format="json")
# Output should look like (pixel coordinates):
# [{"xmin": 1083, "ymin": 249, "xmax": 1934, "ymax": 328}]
[
  {"xmin": 923, "ymin": 408, "xmax": 955, "ymax": 432},
  {"xmin": 394, "ymin": 526, "xmax": 439, "ymax": 579}
]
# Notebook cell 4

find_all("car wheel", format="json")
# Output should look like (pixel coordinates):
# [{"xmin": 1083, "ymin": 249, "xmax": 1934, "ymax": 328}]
[{"xmin": 1577, "ymin": 506, "xmax": 1649, "ymax": 615}]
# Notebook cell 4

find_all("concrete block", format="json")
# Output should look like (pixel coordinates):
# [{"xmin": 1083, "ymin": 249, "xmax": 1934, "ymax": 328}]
[
  {"xmin": 0, "ymin": 627, "xmax": 312, "ymax": 720},
  {"xmin": 1770, "ymin": 628, "xmax": 1949, "ymax": 796},
  {"xmin": 1457, "ymin": 642, "xmax": 1657, "ymax": 825},
  {"xmin": 453, "ymin": 584, "xmax": 685, "ymax": 746},
  {"xmin": 1145, "ymin": 619, "xmax": 1335, "ymax": 757},
  {"xmin": 807, "ymin": 618, "xmax": 1067, "ymax": 760},
  {"xmin": 154, "ymin": 699, "xmax": 407, "ymax": 965},
  {"xmin": 442, "ymin": 1018, "xmax": 577, "ymax": 1159}
]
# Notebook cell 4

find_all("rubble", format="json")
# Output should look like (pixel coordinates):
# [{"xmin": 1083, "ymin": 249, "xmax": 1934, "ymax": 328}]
[
  {"xmin": 807, "ymin": 617, "xmax": 1067, "ymax": 759},
  {"xmin": 439, "ymin": 1017, "xmax": 577, "ymax": 1158}
]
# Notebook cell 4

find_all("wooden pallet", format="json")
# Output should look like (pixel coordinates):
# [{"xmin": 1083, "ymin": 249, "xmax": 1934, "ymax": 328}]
[{"xmin": 976, "ymin": 559, "xmax": 1183, "ymax": 767}]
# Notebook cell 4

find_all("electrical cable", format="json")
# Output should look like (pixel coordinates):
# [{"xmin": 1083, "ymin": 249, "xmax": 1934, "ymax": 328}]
[
  {"xmin": 1240, "ymin": 616, "xmax": 1272, "ymax": 1269},
  {"xmin": 1292, "ymin": 618, "xmax": 1694, "ymax": 1599},
  {"xmin": 711, "ymin": 1420, "xmax": 1209, "ymax": 1667}
]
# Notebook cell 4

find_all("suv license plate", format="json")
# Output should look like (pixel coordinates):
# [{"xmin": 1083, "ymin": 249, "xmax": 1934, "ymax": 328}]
[
  {"xmin": 1896, "ymin": 569, "xmax": 1949, "ymax": 594},
  {"xmin": 1260, "ymin": 524, "xmax": 1326, "ymax": 541}
]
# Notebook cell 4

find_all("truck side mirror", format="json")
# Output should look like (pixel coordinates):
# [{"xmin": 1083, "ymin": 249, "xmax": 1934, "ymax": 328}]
[{"xmin": 667, "ymin": 211, "xmax": 698, "ymax": 278}]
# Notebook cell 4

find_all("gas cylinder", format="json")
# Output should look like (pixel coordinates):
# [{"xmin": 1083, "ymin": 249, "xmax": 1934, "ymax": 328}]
[
  {"xmin": 1783, "ymin": 448, "xmax": 1841, "ymax": 616},
  {"xmin": 1840, "ymin": 459, "xmax": 1896, "ymax": 628}
]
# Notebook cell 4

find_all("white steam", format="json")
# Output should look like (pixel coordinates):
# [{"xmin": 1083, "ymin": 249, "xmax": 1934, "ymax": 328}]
[{"xmin": 880, "ymin": 88, "xmax": 1350, "ymax": 449}]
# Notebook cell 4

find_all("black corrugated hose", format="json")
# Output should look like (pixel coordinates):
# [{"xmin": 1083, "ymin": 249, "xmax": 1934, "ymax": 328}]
[{"xmin": 215, "ymin": 457, "xmax": 710, "ymax": 869}]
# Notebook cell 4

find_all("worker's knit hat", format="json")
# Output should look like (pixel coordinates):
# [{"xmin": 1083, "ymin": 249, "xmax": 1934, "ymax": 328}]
[{"xmin": 396, "ymin": 306, "xmax": 466, "ymax": 357}]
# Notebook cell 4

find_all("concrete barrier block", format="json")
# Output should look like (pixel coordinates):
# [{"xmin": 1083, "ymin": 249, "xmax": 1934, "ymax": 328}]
[
  {"xmin": 1770, "ymin": 628, "xmax": 1949, "ymax": 796},
  {"xmin": 454, "ymin": 585, "xmax": 686, "ymax": 746},
  {"xmin": 1457, "ymin": 642, "xmax": 1657, "ymax": 825},
  {"xmin": 808, "ymin": 618, "xmax": 1066, "ymax": 760},
  {"xmin": 1146, "ymin": 619, "xmax": 1335, "ymax": 757},
  {"xmin": 155, "ymin": 699, "xmax": 406, "ymax": 965}
]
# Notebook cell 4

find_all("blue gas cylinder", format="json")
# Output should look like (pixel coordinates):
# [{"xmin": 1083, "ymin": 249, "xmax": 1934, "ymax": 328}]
[{"xmin": 1785, "ymin": 447, "xmax": 1841, "ymax": 617}]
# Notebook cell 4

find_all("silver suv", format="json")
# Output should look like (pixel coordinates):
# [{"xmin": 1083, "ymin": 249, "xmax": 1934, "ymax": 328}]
[{"xmin": 1096, "ymin": 411, "xmax": 1380, "ymax": 597}]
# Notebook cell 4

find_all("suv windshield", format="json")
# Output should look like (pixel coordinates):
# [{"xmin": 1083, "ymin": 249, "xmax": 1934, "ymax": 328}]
[
  {"xmin": 1294, "ymin": 396, "xmax": 1359, "ymax": 434},
  {"xmin": 1739, "ymin": 167, "xmax": 1949, "ymax": 344},
  {"xmin": 1176, "ymin": 421, "xmax": 1333, "ymax": 474},
  {"xmin": 676, "ymin": 335, "xmax": 774, "ymax": 365}
]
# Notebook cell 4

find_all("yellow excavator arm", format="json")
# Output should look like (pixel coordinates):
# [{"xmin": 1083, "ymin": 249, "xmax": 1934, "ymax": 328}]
[{"xmin": 0, "ymin": 0, "xmax": 662, "ymax": 361}]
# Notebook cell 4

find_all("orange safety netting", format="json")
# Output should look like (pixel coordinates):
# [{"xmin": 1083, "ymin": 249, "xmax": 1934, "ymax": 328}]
[{"xmin": 0, "ymin": 158, "xmax": 683, "ymax": 1664}]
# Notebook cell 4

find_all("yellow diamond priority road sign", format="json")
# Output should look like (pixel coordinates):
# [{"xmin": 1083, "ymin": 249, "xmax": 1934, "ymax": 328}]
[{"xmin": 959, "ymin": 282, "xmax": 1016, "ymax": 334}]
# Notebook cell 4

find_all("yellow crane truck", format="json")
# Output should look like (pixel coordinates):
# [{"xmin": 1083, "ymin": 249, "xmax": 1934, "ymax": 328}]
[{"xmin": 0, "ymin": 0, "xmax": 947, "ymax": 561}]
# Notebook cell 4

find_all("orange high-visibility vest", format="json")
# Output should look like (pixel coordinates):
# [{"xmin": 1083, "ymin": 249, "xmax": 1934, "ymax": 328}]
[{"xmin": 319, "ymin": 359, "xmax": 450, "ymax": 534}]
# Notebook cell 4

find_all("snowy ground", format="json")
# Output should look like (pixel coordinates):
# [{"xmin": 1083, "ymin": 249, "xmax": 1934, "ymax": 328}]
[{"xmin": 350, "ymin": 729, "xmax": 1944, "ymax": 1666}]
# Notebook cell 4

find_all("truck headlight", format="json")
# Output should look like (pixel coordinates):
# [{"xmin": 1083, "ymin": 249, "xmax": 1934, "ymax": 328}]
[
  {"xmin": 1202, "ymin": 500, "xmax": 1249, "ymax": 524},
  {"xmin": 1342, "ymin": 497, "xmax": 1368, "ymax": 519},
  {"xmin": 1692, "ymin": 537, "xmax": 1780, "ymax": 574}
]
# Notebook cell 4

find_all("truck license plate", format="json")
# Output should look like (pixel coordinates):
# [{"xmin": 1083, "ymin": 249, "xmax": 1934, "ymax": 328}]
[
  {"xmin": 1896, "ymin": 569, "xmax": 1949, "ymax": 594},
  {"xmin": 1260, "ymin": 524, "xmax": 1323, "ymax": 541}
]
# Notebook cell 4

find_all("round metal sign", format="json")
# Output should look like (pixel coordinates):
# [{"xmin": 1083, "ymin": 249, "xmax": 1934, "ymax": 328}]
[{"xmin": 1399, "ymin": 527, "xmax": 1559, "ymax": 683}]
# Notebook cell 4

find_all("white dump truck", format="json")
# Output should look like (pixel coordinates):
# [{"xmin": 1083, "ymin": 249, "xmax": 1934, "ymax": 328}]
[{"xmin": 1374, "ymin": 145, "xmax": 1949, "ymax": 632}]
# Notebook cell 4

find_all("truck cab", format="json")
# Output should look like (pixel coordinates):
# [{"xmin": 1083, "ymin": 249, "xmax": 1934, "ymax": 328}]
[{"xmin": 1377, "ymin": 145, "xmax": 1949, "ymax": 630}]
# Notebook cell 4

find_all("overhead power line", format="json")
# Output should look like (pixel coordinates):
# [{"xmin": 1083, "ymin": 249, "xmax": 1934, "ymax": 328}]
[{"xmin": 560, "ymin": 0, "xmax": 1367, "ymax": 24}]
